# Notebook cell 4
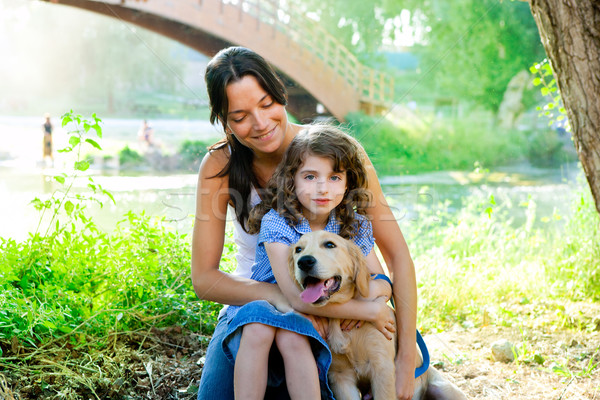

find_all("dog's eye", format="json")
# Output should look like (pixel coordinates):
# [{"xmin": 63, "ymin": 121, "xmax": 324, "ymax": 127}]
[
  {"xmin": 324, "ymin": 241, "xmax": 336, "ymax": 249},
  {"xmin": 294, "ymin": 246, "xmax": 302, "ymax": 253}
]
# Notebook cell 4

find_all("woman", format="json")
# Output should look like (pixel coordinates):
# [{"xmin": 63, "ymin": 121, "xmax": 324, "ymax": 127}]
[{"xmin": 192, "ymin": 46, "xmax": 417, "ymax": 400}]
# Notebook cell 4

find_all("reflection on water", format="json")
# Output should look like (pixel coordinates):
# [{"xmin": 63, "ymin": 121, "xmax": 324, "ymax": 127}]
[
  {"xmin": 382, "ymin": 162, "xmax": 581, "ymax": 230},
  {"xmin": 1, "ymin": 161, "xmax": 583, "ymax": 242},
  {"xmin": 0, "ymin": 116, "xmax": 584, "ymax": 241},
  {"xmin": 0, "ymin": 115, "xmax": 219, "ymax": 240}
]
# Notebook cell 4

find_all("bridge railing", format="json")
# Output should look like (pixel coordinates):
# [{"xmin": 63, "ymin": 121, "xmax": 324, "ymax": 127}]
[{"xmin": 220, "ymin": 0, "xmax": 394, "ymax": 108}]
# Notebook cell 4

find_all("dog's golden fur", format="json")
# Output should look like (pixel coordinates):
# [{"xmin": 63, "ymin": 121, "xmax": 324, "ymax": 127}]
[{"xmin": 289, "ymin": 231, "xmax": 467, "ymax": 400}]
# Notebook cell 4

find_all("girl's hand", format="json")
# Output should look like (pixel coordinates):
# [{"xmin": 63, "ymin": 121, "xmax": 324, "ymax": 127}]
[
  {"xmin": 301, "ymin": 313, "xmax": 329, "ymax": 338},
  {"xmin": 269, "ymin": 290, "xmax": 293, "ymax": 313},
  {"xmin": 367, "ymin": 277, "xmax": 392, "ymax": 302},
  {"xmin": 369, "ymin": 298, "xmax": 395, "ymax": 340},
  {"xmin": 340, "ymin": 319, "xmax": 362, "ymax": 331}
]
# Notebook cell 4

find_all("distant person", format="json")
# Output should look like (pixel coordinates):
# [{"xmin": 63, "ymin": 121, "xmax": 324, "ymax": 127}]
[
  {"xmin": 42, "ymin": 113, "xmax": 53, "ymax": 166},
  {"xmin": 138, "ymin": 120, "xmax": 155, "ymax": 148}
]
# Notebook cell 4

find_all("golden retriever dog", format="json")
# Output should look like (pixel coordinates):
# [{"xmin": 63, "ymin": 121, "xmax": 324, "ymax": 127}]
[{"xmin": 289, "ymin": 231, "xmax": 467, "ymax": 400}]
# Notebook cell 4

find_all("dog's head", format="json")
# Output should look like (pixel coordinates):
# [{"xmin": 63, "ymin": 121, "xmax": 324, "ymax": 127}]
[{"xmin": 288, "ymin": 231, "xmax": 370, "ymax": 305}]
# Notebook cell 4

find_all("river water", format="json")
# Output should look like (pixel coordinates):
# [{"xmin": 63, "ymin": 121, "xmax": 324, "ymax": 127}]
[{"xmin": 0, "ymin": 115, "xmax": 583, "ymax": 242}]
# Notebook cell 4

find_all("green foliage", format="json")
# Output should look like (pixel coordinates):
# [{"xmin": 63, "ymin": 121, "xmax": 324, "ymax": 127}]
[
  {"xmin": 530, "ymin": 59, "xmax": 570, "ymax": 130},
  {"xmin": 412, "ymin": 0, "xmax": 545, "ymax": 112},
  {"xmin": 404, "ymin": 181, "xmax": 600, "ymax": 332},
  {"xmin": 346, "ymin": 111, "xmax": 528, "ymax": 175},
  {"xmin": 526, "ymin": 60, "xmax": 576, "ymax": 166},
  {"xmin": 0, "ymin": 212, "xmax": 223, "ymax": 346},
  {"xmin": 118, "ymin": 145, "xmax": 144, "ymax": 167},
  {"xmin": 548, "ymin": 189, "xmax": 600, "ymax": 301},
  {"xmin": 0, "ymin": 112, "xmax": 224, "ymax": 351},
  {"xmin": 526, "ymin": 130, "xmax": 571, "ymax": 167},
  {"xmin": 178, "ymin": 139, "xmax": 211, "ymax": 172},
  {"xmin": 30, "ymin": 111, "xmax": 114, "ymax": 238}
]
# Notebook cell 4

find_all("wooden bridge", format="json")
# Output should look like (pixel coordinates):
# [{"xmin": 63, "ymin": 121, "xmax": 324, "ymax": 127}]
[{"xmin": 41, "ymin": 0, "xmax": 393, "ymax": 121}]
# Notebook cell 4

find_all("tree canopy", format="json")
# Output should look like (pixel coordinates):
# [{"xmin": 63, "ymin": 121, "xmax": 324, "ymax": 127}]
[{"xmin": 300, "ymin": 0, "xmax": 545, "ymax": 112}]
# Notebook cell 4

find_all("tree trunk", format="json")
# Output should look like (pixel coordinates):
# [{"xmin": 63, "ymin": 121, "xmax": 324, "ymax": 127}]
[{"xmin": 528, "ymin": 0, "xmax": 600, "ymax": 214}]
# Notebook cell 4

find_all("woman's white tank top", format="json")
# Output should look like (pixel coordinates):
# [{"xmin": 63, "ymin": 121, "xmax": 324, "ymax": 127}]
[
  {"xmin": 219, "ymin": 187, "xmax": 260, "ymax": 318},
  {"xmin": 228, "ymin": 186, "xmax": 260, "ymax": 279}
]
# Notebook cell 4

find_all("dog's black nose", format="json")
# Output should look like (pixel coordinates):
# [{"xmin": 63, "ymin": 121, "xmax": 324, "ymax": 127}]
[{"xmin": 297, "ymin": 255, "xmax": 316, "ymax": 272}]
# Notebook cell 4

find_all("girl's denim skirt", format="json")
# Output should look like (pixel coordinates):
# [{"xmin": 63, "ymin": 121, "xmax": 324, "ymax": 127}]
[{"xmin": 223, "ymin": 300, "xmax": 334, "ymax": 400}]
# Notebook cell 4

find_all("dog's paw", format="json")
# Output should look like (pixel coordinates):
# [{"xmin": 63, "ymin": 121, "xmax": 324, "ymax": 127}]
[{"xmin": 328, "ymin": 324, "xmax": 351, "ymax": 353}]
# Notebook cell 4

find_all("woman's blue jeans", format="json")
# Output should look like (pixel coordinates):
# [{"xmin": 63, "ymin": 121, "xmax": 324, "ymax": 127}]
[
  {"xmin": 197, "ymin": 314, "xmax": 291, "ymax": 400},
  {"xmin": 197, "ymin": 315, "xmax": 234, "ymax": 399}
]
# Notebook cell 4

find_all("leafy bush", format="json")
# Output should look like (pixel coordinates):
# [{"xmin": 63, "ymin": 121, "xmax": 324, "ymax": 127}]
[
  {"xmin": 0, "ymin": 213, "xmax": 223, "ymax": 346},
  {"xmin": 527, "ymin": 129, "xmax": 573, "ymax": 166},
  {"xmin": 345, "ymin": 111, "xmax": 528, "ymax": 175},
  {"xmin": 0, "ymin": 112, "xmax": 223, "ymax": 352},
  {"xmin": 118, "ymin": 145, "xmax": 144, "ymax": 167},
  {"xmin": 178, "ymin": 139, "xmax": 211, "ymax": 172}
]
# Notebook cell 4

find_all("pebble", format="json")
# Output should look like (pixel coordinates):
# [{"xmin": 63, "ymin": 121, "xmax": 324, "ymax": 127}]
[{"xmin": 491, "ymin": 339, "xmax": 517, "ymax": 363}]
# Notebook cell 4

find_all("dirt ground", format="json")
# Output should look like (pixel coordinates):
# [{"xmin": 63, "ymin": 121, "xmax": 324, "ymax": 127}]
[
  {"xmin": 1, "ymin": 307, "xmax": 599, "ymax": 400},
  {"xmin": 423, "ymin": 326, "xmax": 599, "ymax": 399}
]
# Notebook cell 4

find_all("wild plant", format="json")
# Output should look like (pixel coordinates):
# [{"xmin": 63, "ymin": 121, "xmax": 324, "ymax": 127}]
[
  {"xmin": 0, "ymin": 111, "xmax": 223, "ymax": 353},
  {"xmin": 30, "ymin": 110, "xmax": 114, "ymax": 238}
]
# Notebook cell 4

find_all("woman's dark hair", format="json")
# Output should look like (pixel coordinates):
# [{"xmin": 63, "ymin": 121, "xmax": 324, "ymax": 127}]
[
  {"xmin": 205, "ymin": 46, "xmax": 288, "ymax": 230},
  {"xmin": 248, "ymin": 124, "xmax": 372, "ymax": 239}
]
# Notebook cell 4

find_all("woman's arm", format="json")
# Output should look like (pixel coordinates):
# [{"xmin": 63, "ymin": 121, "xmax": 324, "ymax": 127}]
[
  {"xmin": 362, "ymin": 153, "xmax": 417, "ymax": 399},
  {"xmin": 190, "ymin": 150, "xmax": 287, "ymax": 308},
  {"xmin": 266, "ymin": 242, "xmax": 395, "ymax": 339}
]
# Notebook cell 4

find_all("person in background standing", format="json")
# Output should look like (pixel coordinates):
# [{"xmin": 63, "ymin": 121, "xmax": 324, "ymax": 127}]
[
  {"xmin": 138, "ymin": 119, "xmax": 155, "ymax": 148},
  {"xmin": 42, "ymin": 113, "xmax": 53, "ymax": 167}
]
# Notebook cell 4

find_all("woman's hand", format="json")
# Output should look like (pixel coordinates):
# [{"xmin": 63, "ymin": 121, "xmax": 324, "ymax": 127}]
[
  {"xmin": 394, "ymin": 358, "xmax": 416, "ymax": 400},
  {"xmin": 340, "ymin": 319, "xmax": 362, "ymax": 331},
  {"xmin": 301, "ymin": 313, "xmax": 329, "ymax": 338}
]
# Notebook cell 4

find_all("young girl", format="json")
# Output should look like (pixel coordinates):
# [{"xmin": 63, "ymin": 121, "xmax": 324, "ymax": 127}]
[{"xmin": 222, "ymin": 125, "xmax": 394, "ymax": 399}]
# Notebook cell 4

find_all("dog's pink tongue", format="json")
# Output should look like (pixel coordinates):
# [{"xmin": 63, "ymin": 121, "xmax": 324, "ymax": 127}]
[{"xmin": 300, "ymin": 280, "xmax": 327, "ymax": 303}]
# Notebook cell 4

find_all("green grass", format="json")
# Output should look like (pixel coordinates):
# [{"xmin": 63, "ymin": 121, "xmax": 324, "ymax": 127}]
[
  {"xmin": 0, "ymin": 213, "xmax": 220, "ymax": 346},
  {"xmin": 345, "ymin": 111, "xmax": 576, "ymax": 175},
  {"xmin": 401, "ymin": 183, "xmax": 600, "ymax": 332}
]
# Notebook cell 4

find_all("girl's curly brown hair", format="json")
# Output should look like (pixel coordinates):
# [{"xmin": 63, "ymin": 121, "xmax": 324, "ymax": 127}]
[{"xmin": 248, "ymin": 124, "xmax": 372, "ymax": 239}]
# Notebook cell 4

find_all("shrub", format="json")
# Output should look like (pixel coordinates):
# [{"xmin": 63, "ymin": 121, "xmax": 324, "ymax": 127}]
[
  {"xmin": 178, "ymin": 140, "xmax": 211, "ymax": 172},
  {"xmin": 345, "ymin": 111, "xmax": 528, "ymax": 175},
  {"xmin": 118, "ymin": 145, "xmax": 144, "ymax": 167}
]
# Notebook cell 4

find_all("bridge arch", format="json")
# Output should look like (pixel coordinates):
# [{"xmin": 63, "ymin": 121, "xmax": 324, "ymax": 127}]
[{"xmin": 42, "ymin": 0, "xmax": 393, "ymax": 121}]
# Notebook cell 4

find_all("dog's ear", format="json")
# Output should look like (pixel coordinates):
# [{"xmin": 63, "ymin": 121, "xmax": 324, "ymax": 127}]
[
  {"xmin": 288, "ymin": 244, "xmax": 301, "ymax": 289},
  {"xmin": 348, "ymin": 242, "xmax": 370, "ymax": 298}
]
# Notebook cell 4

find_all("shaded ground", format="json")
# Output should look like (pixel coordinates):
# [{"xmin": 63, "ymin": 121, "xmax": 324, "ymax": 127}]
[
  {"xmin": 426, "ymin": 326, "xmax": 599, "ymax": 399},
  {"xmin": 1, "ymin": 305, "xmax": 599, "ymax": 400},
  {"xmin": 0, "ymin": 326, "xmax": 207, "ymax": 400}
]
